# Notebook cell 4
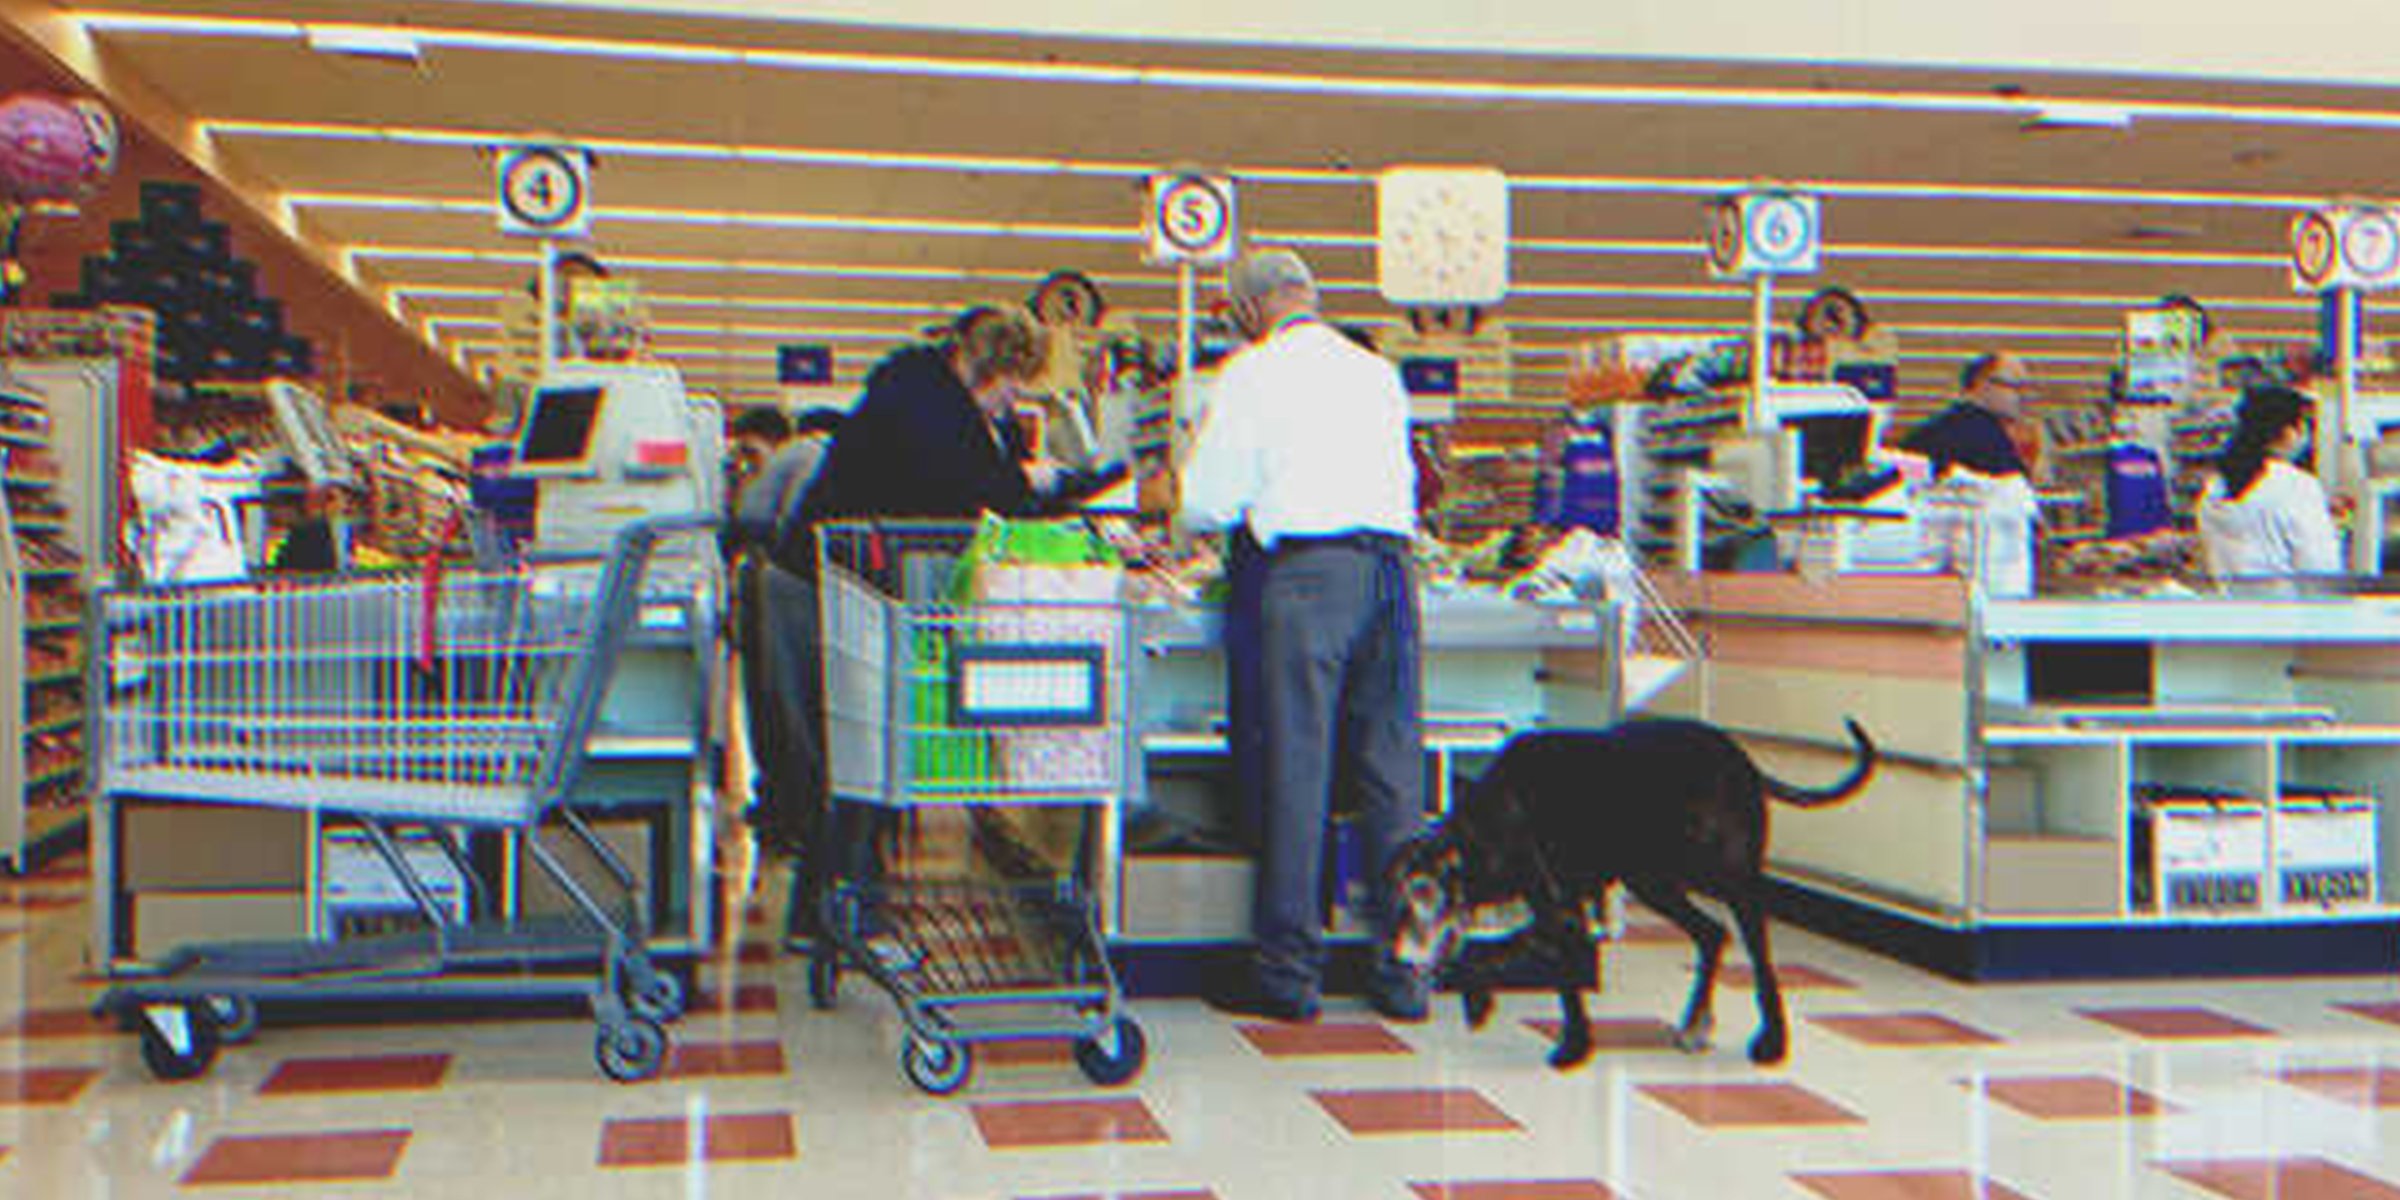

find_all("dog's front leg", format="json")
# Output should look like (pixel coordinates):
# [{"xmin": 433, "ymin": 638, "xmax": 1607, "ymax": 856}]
[
  {"xmin": 1529, "ymin": 910, "xmax": 1598, "ymax": 1070},
  {"xmin": 1448, "ymin": 923, "xmax": 1542, "ymax": 1030}
]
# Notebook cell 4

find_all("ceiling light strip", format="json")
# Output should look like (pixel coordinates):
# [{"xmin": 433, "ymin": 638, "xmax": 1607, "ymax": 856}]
[{"xmin": 78, "ymin": 12, "xmax": 2400, "ymax": 133}]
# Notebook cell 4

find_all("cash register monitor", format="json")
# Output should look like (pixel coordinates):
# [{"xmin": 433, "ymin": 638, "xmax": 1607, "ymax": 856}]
[
  {"xmin": 514, "ymin": 384, "xmax": 606, "ymax": 476},
  {"xmin": 1787, "ymin": 411, "xmax": 1875, "ymax": 487}
]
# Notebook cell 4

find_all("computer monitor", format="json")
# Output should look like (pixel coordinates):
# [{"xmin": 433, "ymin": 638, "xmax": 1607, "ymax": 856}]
[
  {"xmin": 514, "ymin": 384, "xmax": 606, "ymax": 476},
  {"xmin": 1786, "ymin": 411, "xmax": 1874, "ymax": 487}
]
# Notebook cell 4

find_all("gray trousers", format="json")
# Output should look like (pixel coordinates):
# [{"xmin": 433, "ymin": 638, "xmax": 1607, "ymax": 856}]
[{"xmin": 1252, "ymin": 535, "xmax": 1425, "ymax": 1001}]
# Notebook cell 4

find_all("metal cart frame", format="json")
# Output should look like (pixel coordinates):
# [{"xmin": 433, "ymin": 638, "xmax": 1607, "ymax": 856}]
[
  {"xmin": 94, "ymin": 514, "xmax": 717, "ymax": 1083},
  {"xmin": 806, "ymin": 519, "xmax": 1144, "ymax": 1095}
]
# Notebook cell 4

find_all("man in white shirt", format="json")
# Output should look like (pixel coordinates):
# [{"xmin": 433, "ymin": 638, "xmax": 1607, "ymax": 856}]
[{"xmin": 1182, "ymin": 249, "xmax": 1428, "ymax": 1024}]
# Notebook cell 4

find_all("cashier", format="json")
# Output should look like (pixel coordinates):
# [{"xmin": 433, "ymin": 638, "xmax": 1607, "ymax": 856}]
[
  {"xmin": 1902, "ymin": 352, "xmax": 2035, "ymax": 480},
  {"xmin": 2198, "ymin": 386, "xmax": 2341, "ymax": 584}
]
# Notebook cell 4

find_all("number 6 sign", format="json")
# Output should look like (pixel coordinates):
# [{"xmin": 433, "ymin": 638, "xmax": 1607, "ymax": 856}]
[{"xmin": 1145, "ymin": 172, "xmax": 1238, "ymax": 266}]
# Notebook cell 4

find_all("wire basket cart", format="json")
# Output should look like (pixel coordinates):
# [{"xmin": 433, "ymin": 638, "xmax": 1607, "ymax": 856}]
[
  {"xmin": 808, "ymin": 520, "xmax": 1143, "ymax": 1095},
  {"xmin": 95, "ymin": 515, "xmax": 718, "ymax": 1084}
]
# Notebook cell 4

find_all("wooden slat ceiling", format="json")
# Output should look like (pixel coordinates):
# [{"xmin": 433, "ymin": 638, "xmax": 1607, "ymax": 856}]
[{"xmin": 58, "ymin": 0, "xmax": 2400, "ymax": 402}]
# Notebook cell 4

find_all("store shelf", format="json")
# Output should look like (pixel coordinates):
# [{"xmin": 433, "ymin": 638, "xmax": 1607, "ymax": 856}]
[
  {"xmin": 26, "ymin": 713, "xmax": 82, "ymax": 738},
  {"xmin": 0, "ymin": 428, "xmax": 46, "ymax": 450},
  {"xmin": 26, "ymin": 618, "xmax": 77, "ymax": 635},
  {"xmin": 23, "ymin": 804, "xmax": 86, "ymax": 844},
  {"xmin": 27, "ymin": 671, "xmax": 81, "ymax": 689},
  {"xmin": 25, "ymin": 764, "xmax": 80, "ymax": 793},
  {"xmin": 3, "ymin": 474, "xmax": 58, "ymax": 491}
]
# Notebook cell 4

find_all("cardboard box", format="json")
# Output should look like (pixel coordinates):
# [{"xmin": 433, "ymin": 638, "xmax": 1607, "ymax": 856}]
[
  {"xmin": 2277, "ymin": 795, "xmax": 2378, "ymax": 911},
  {"xmin": 133, "ymin": 891, "xmax": 305, "ymax": 960},
  {"xmin": 1122, "ymin": 856, "xmax": 1252, "ymax": 939},
  {"xmin": 122, "ymin": 802, "xmax": 307, "ymax": 891},
  {"xmin": 2138, "ymin": 799, "xmax": 2266, "ymax": 914},
  {"xmin": 1984, "ymin": 834, "xmax": 2119, "ymax": 916}
]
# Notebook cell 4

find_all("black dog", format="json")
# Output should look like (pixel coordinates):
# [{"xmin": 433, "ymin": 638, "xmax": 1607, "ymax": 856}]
[{"xmin": 1389, "ymin": 717, "xmax": 1876, "ymax": 1068}]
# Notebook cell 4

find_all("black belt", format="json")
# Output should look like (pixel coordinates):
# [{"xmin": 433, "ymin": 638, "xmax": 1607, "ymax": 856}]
[{"xmin": 1270, "ymin": 530, "xmax": 1410, "ymax": 557}]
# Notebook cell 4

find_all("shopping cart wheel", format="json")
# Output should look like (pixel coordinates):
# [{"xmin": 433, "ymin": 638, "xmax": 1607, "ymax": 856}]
[
  {"xmin": 207, "ymin": 996, "xmax": 260, "ymax": 1045},
  {"xmin": 808, "ymin": 948, "xmax": 840, "ymax": 1011},
  {"xmin": 900, "ymin": 1036, "xmax": 972, "ymax": 1096},
  {"xmin": 624, "ymin": 969, "xmax": 686, "ymax": 1025},
  {"xmin": 1073, "ymin": 1016, "xmax": 1147, "ymax": 1088},
  {"xmin": 595, "ymin": 1016, "xmax": 669, "ymax": 1083},
  {"xmin": 137, "ymin": 1001, "xmax": 221, "ymax": 1083}
]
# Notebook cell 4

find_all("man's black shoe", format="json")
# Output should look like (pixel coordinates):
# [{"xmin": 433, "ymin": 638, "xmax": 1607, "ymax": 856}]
[{"xmin": 1205, "ymin": 977, "xmax": 1320, "ymax": 1024}]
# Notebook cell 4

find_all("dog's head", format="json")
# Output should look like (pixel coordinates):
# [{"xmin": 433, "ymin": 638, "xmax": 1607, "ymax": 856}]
[{"xmin": 1386, "ymin": 831, "xmax": 1470, "ymax": 973}]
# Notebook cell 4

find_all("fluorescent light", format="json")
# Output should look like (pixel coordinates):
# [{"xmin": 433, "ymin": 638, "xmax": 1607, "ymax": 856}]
[
  {"xmin": 305, "ymin": 25, "xmax": 420, "ymax": 63},
  {"xmin": 77, "ymin": 12, "xmax": 2400, "ymax": 134}
]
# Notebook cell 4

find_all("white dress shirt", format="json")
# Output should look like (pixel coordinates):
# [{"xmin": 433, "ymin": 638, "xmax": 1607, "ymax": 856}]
[
  {"xmin": 1178, "ymin": 318, "xmax": 1417, "ymax": 548},
  {"xmin": 2198, "ymin": 458, "xmax": 2342, "ymax": 581}
]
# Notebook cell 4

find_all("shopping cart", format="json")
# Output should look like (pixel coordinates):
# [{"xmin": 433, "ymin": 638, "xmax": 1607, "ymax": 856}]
[
  {"xmin": 807, "ymin": 520, "xmax": 1144, "ymax": 1095},
  {"xmin": 95, "ymin": 514, "xmax": 718, "ymax": 1084}
]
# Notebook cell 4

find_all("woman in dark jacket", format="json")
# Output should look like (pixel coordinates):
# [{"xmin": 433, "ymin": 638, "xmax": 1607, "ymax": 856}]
[
  {"xmin": 796, "ymin": 304, "xmax": 1055, "ymax": 532},
  {"xmin": 776, "ymin": 304, "xmax": 1054, "ymax": 953}
]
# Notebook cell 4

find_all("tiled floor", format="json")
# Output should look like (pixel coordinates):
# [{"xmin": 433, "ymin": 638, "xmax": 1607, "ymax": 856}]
[{"xmin": 15, "ymin": 853, "xmax": 2400, "ymax": 1197}]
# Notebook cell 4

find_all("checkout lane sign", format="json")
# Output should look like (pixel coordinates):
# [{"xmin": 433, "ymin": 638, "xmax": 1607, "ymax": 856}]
[
  {"xmin": 2291, "ymin": 204, "xmax": 2400, "ymax": 293},
  {"xmin": 1145, "ymin": 172, "xmax": 1238, "ymax": 266},
  {"xmin": 497, "ymin": 144, "xmax": 593, "ymax": 239}
]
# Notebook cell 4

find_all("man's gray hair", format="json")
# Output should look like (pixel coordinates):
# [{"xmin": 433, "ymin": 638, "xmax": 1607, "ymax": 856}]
[{"xmin": 1225, "ymin": 248, "xmax": 1316, "ymax": 305}]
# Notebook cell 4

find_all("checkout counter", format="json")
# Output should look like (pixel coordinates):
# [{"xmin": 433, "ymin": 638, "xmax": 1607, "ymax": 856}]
[{"xmin": 1107, "ymin": 584, "xmax": 1665, "ymax": 988}]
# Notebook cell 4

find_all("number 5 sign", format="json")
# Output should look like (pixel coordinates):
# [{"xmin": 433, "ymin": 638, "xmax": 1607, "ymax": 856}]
[
  {"xmin": 1145, "ymin": 172, "xmax": 1238, "ymax": 266},
  {"xmin": 497, "ymin": 144, "xmax": 592, "ymax": 238}
]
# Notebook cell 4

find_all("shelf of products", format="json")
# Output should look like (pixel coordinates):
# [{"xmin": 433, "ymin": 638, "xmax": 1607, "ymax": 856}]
[{"xmin": 0, "ymin": 383, "xmax": 88, "ymax": 872}]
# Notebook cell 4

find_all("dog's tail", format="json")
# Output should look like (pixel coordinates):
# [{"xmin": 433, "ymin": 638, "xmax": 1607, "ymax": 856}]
[{"xmin": 1760, "ymin": 718, "xmax": 1877, "ymax": 807}]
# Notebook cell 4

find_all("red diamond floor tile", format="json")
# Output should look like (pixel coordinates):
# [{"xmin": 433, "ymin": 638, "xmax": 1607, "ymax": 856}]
[
  {"xmin": 2079, "ymin": 1007, "xmax": 2276, "ymax": 1040},
  {"xmin": 980, "ymin": 1039, "xmax": 1074, "ymax": 1067},
  {"xmin": 179, "ymin": 1129, "xmax": 409, "ymax": 1187},
  {"xmin": 1523, "ymin": 1017, "xmax": 1681, "ymax": 1050},
  {"xmin": 0, "ymin": 1006, "xmax": 114, "ymax": 1040},
  {"xmin": 0, "ymin": 1065, "xmax": 99, "ymax": 1107},
  {"xmin": 665, "ymin": 1039, "xmax": 788, "ymax": 1079},
  {"xmin": 2334, "ymin": 1001, "xmax": 2400, "ymax": 1029},
  {"xmin": 1791, "ymin": 1170, "xmax": 2036, "ymax": 1200},
  {"xmin": 1639, "ymin": 1082, "xmax": 1864, "ymax": 1129},
  {"xmin": 1238, "ymin": 1020, "xmax": 1413, "ymax": 1058},
  {"xmin": 259, "ymin": 1053, "xmax": 451, "ymax": 1097},
  {"xmin": 693, "ymin": 983, "xmax": 780, "ymax": 1015},
  {"xmin": 597, "ymin": 1111, "xmax": 796, "ymax": 1168},
  {"xmin": 1810, "ymin": 1012, "xmax": 2003, "ymax": 1047},
  {"xmin": 2277, "ymin": 1067, "xmax": 2400, "ymax": 1108},
  {"xmin": 1969, "ymin": 1075, "xmax": 2177, "ymax": 1120},
  {"xmin": 1410, "ymin": 1182, "xmax": 1620, "ymax": 1199},
  {"xmin": 1719, "ymin": 963, "xmax": 1856, "ymax": 990},
  {"xmin": 2158, "ymin": 1156, "xmax": 2400, "ymax": 1200},
  {"xmin": 971, "ymin": 1098, "xmax": 1168, "ymax": 1150},
  {"xmin": 1311, "ymin": 1088, "xmax": 1523, "ymax": 1136},
  {"xmin": 1617, "ymin": 921, "xmax": 1685, "ymax": 946}
]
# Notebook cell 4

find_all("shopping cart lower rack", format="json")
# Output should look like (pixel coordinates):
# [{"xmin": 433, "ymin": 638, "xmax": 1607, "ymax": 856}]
[
  {"xmin": 95, "ymin": 515, "xmax": 718, "ymax": 1084},
  {"xmin": 806, "ymin": 520, "xmax": 1144, "ymax": 1095}
]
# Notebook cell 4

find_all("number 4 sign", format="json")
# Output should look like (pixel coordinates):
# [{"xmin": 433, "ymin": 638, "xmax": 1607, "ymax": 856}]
[
  {"xmin": 1145, "ymin": 172, "xmax": 1238, "ymax": 266},
  {"xmin": 497, "ymin": 145, "xmax": 593, "ymax": 238}
]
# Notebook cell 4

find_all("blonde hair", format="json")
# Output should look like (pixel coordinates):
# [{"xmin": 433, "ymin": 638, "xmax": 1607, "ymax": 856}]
[{"xmin": 943, "ymin": 304, "xmax": 1051, "ymax": 390}]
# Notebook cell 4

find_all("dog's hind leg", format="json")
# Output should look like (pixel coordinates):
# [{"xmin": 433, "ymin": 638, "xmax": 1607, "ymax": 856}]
[
  {"xmin": 1626, "ymin": 876, "xmax": 1726, "ymax": 1055},
  {"xmin": 1731, "ymin": 891, "xmax": 1788, "ymax": 1065}
]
